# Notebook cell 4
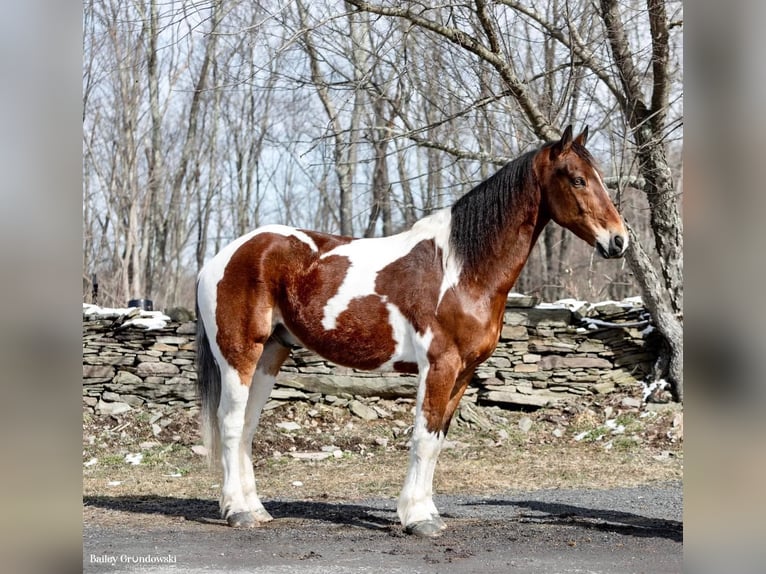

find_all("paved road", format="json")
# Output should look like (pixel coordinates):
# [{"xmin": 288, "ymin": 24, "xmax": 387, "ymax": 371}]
[{"xmin": 83, "ymin": 482, "xmax": 682, "ymax": 573}]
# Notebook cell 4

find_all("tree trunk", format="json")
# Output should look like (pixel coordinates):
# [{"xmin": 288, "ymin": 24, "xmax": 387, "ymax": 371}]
[{"xmin": 624, "ymin": 225, "xmax": 683, "ymax": 401}]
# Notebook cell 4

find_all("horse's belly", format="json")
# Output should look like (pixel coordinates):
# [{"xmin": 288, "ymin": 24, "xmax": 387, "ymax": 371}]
[{"xmin": 279, "ymin": 293, "xmax": 421, "ymax": 373}]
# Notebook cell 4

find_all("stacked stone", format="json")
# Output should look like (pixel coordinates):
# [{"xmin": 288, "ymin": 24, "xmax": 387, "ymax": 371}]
[
  {"xmin": 474, "ymin": 296, "xmax": 656, "ymax": 409},
  {"xmin": 82, "ymin": 314, "xmax": 198, "ymax": 415},
  {"xmin": 82, "ymin": 296, "xmax": 657, "ymax": 414},
  {"xmin": 278, "ymin": 347, "xmax": 418, "ymax": 399}
]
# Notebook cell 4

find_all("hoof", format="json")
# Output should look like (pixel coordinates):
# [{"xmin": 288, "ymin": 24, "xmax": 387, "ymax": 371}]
[
  {"xmin": 251, "ymin": 508, "xmax": 274, "ymax": 523},
  {"xmin": 227, "ymin": 511, "xmax": 257, "ymax": 528},
  {"xmin": 432, "ymin": 515, "xmax": 447, "ymax": 531},
  {"xmin": 405, "ymin": 519, "xmax": 444, "ymax": 538}
]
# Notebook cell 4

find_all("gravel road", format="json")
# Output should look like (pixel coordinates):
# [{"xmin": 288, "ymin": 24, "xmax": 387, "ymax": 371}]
[{"xmin": 83, "ymin": 482, "xmax": 682, "ymax": 574}]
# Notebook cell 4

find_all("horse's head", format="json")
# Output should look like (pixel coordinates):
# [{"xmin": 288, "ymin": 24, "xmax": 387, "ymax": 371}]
[{"xmin": 536, "ymin": 125, "xmax": 628, "ymax": 258}]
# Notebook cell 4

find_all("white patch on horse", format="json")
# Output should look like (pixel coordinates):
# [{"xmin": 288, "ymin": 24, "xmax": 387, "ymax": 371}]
[
  {"xmin": 377, "ymin": 310, "xmax": 433, "ymax": 372},
  {"xmin": 255, "ymin": 225, "xmax": 319, "ymax": 252},
  {"xmin": 412, "ymin": 208, "xmax": 462, "ymax": 305},
  {"xmin": 320, "ymin": 209, "xmax": 460, "ymax": 331},
  {"xmin": 217, "ymin": 368, "xmax": 251, "ymax": 519},
  {"xmin": 376, "ymin": 301, "xmax": 412, "ymax": 370}
]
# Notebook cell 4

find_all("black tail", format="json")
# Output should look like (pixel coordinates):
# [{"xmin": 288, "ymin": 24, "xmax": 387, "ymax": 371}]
[{"xmin": 196, "ymin": 291, "xmax": 221, "ymax": 468}]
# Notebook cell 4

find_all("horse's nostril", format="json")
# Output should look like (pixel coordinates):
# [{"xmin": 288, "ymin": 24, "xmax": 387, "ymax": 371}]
[{"xmin": 613, "ymin": 235, "xmax": 624, "ymax": 249}]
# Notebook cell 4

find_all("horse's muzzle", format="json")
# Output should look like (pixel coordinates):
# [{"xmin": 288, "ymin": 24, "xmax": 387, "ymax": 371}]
[{"xmin": 596, "ymin": 233, "xmax": 628, "ymax": 259}]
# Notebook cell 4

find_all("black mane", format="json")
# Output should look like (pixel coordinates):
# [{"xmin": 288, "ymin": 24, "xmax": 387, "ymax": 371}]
[{"xmin": 449, "ymin": 148, "xmax": 539, "ymax": 275}]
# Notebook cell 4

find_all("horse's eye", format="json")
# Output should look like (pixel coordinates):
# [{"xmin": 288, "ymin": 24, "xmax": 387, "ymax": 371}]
[{"xmin": 572, "ymin": 177, "xmax": 586, "ymax": 188}]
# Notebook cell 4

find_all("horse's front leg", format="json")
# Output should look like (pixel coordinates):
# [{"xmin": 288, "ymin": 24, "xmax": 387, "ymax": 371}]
[{"xmin": 398, "ymin": 354, "xmax": 468, "ymax": 537}]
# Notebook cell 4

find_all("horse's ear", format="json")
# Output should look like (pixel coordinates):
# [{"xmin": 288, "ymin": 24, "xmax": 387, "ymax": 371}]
[
  {"xmin": 574, "ymin": 126, "xmax": 589, "ymax": 147},
  {"xmin": 550, "ymin": 125, "xmax": 573, "ymax": 159}
]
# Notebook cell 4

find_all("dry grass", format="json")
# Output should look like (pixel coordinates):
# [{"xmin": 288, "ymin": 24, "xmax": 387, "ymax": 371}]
[{"xmin": 83, "ymin": 395, "xmax": 682, "ymax": 525}]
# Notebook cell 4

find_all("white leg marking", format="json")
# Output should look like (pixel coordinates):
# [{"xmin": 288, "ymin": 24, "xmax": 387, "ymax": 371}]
[
  {"xmin": 397, "ymin": 338, "xmax": 444, "ymax": 528},
  {"xmin": 398, "ymin": 387, "xmax": 445, "ymax": 526},
  {"xmin": 240, "ymin": 368, "xmax": 277, "ymax": 521},
  {"xmin": 218, "ymin": 367, "xmax": 251, "ymax": 519}
]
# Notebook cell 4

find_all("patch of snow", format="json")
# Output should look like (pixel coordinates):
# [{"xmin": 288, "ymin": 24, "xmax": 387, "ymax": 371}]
[
  {"xmin": 83, "ymin": 303, "xmax": 171, "ymax": 330},
  {"xmin": 581, "ymin": 317, "xmax": 651, "ymax": 330},
  {"xmin": 591, "ymin": 296, "xmax": 642, "ymax": 309},
  {"xmin": 276, "ymin": 421, "xmax": 302, "ymax": 432},
  {"xmin": 642, "ymin": 378, "xmax": 669, "ymax": 401},
  {"xmin": 124, "ymin": 453, "xmax": 143, "ymax": 465},
  {"xmin": 553, "ymin": 298, "xmax": 590, "ymax": 312},
  {"xmin": 604, "ymin": 419, "xmax": 626, "ymax": 434},
  {"xmin": 535, "ymin": 302, "xmax": 567, "ymax": 310},
  {"xmin": 84, "ymin": 457, "xmax": 98, "ymax": 467},
  {"xmin": 123, "ymin": 315, "xmax": 170, "ymax": 330}
]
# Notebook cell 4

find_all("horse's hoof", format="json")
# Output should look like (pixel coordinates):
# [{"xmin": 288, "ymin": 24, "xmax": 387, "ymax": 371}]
[
  {"xmin": 432, "ymin": 515, "xmax": 447, "ymax": 530},
  {"xmin": 405, "ymin": 519, "xmax": 444, "ymax": 538},
  {"xmin": 227, "ymin": 511, "xmax": 257, "ymax": 528},
  {"xmin": 252, "ymin": 508, "xmax": 274, "ymax": 523}
]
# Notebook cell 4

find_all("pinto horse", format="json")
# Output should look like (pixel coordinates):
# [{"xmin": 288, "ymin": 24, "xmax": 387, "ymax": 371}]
[{"xmin": 195, "ymin": 125, "xmax": 628, "ymax": 537}]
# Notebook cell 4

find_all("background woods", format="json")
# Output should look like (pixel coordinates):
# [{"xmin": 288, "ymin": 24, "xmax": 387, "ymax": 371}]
[{"xmin": 82, "ymin": 0, "xmax": 682, "ymax": 395}]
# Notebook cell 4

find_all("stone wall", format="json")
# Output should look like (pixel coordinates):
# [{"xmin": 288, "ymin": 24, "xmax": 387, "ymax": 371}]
[{"xmin": 82, "ymin": 296, "xmax": 658, "ymax": 415}]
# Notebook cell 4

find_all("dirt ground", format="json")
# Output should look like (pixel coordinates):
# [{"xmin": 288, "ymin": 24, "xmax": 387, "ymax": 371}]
[
  {"xmin": 83, "ymin": 391, "xmax": 682, "ymax": 573},
  {"xmin": 83, "ymin": 391, "xmax": 682, "ymax": 521}
]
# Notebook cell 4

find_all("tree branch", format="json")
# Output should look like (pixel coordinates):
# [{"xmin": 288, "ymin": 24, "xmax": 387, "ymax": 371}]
[
  {"xmin": 475, "ymin": 0, "xmax": 501, "ymax": 54},
  {"xmin": 647, "ymin": 0, "xmax": 670, "ymax": 130},
  {"xmin": 344, "ymin": 0, "xmax": 557, "ymax": 140},
  {"xmin": 497, "ymin": 0, "xmax": 626, "ymax": 111},
  {"xmin": 599, "ymin": 0, "xmax": 649, "ymax": 124}
]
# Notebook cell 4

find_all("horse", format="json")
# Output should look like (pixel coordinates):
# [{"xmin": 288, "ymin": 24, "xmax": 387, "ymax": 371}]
[{"xmin": 195, "ymin": 125, "xmax": 628, "ymax": 537}]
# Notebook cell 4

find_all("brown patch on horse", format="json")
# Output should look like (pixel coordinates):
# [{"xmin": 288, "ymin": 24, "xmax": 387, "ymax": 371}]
[
  {"xmin": 375, "ymin": 239, "xmax": 443, "ymax": 331},
  {"xmin": 302, "ymin": 229, "xmax": 353, "ymax": 252},
  {"xmin": 278, "ymin": 252, "xmax": 350, "ymax": 345},
  {"xmin": 373, "ymin": 238, "xmax": 510, "ymax": 433},
  {"xmin": 329, "ymin": 295, "xmax": 397, "ymax": 369},
  {"xmin": 215, "ymin": 233, "xmax": 315, "ymax": 384},
  {"xmin": 284, "ymin": 286, "xmax": 396, "ymax": 369},
  {"xmin": 417, "ymin": 286, "xmax": 510, "ymax": 435}
]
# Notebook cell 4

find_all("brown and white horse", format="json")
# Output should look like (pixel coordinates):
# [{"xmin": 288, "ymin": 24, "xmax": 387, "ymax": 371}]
[{"xmin": 195, "ymin": 126, "xmax": 628, "ymax": 537}]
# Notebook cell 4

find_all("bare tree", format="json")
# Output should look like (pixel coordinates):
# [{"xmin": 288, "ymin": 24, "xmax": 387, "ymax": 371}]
[
  {"xmin": 343, "ymin": 0, "xmax": 683, "ymax": 399},
  {"xmin": 83, "ymin": 0, "xmax": 681, "ymax": 399}
]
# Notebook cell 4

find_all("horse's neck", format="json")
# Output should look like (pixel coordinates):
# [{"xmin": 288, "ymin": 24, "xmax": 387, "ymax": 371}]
[{"xmin": 462, "ymin": 206, "xmax": 550, "ymax": 300}]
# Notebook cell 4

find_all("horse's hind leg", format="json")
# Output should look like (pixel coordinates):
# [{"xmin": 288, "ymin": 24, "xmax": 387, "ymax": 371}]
[
  {"xmin": 240, "ymin": 337, "xmax": 291, "ymax": 523},
  {"xmin": 217, "ymin": 354, "xmax": 259, "ymax": 527}
]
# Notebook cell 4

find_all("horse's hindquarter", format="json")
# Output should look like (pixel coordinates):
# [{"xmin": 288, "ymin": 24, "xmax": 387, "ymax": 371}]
[{"xmin": 278, "ymin": 231, "xmax": 447, "ymax": 373}]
